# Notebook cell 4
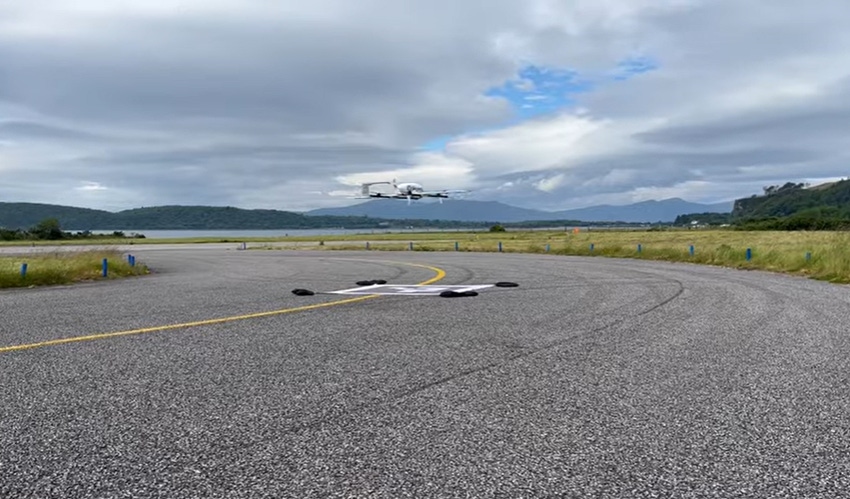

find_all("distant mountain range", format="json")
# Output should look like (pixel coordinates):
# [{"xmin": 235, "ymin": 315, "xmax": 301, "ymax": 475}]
[
  {"xmin": 307, "ymin": 198, "xmax": 734, "ymax": 223},
  {"xmin": 0, "ymin": 203, "xmax": 403, "ymax": 231},
  {"xmin": 7, "ymin": 180, "xmax": 843, "ymax": 233},
  {"xmin": 0, "ymin": 197, "xmax": 733, "ymax": 232}
]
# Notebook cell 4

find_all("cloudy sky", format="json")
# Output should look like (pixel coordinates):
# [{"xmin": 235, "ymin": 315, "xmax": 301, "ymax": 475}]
[{"xmin": 1, "ymin": 0, "xmax": 848, "ymax": 212}]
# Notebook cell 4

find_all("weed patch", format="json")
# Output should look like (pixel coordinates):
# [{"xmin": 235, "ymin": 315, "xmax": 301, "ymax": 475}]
[{"xmin": 0, "ymin": 249, "xmax": 149, "ymax": 288}]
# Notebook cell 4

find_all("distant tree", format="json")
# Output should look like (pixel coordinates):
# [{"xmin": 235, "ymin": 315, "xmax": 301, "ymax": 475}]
[
  {"xmin": 778, "ymin": 182, "xmax": 805, "ymax": 192},
  {"xmin": 30, "ymin": 218, "xmax": 64, "ymax": 240},
  {"xmin": 763, "ymin": 182, "xmax": 805, "ymax": 196},
  {"xmin": 674, "ymin": 212, "xmax": 732, "ymax": 226},
  {"xmin": 489, "ymin": 224, "xmax": 506, "ymax": 232},
  {"xmin": 0, "ymin": 228, "xmax": 26, "ymax": 241}
]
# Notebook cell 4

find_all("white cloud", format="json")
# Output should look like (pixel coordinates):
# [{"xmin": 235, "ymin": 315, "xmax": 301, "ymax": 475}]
[
  {"xmin": 443, "ymin": 113, "xmax": 614, "ymax": 175},
  {"xmin": 583, "ymin": 169, "xmax": 640, "ymax": 188},
  {"xmin": 534, "ymin": 173, "xmax": 567, "ymax": 192},
  {"xmin": 514, "ymin": 79, "xmax": 536, "ymax": 92},
  {"xmin": 76, "ymin": 181, "xmax": 107, "ymax": 191},
  {"xmin": 336, "ymin": 152, "xmax": 476, "ymax": 191}
]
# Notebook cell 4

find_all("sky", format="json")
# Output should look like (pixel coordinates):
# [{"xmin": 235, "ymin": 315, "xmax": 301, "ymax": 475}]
[{"xmin": 1, "ymin": 0, "xmax": 849, "ymax": 212}]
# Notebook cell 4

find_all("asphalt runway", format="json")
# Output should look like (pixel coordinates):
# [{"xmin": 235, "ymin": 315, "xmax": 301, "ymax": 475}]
[{"xmin": 2, "ymin": 246, "xmax": 850, "ymax": 498}]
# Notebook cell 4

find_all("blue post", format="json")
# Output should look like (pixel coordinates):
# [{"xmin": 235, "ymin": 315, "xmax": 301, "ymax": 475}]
[
  {"xmin": 20, "ymin": 263, "xmax": 27, "ymax": 278},
  {"xmin": 409, "ymin": 241, "xmax": 413, "ymax": 251},
  {"xmin": 102, "ymin": 258, "xmax": 108, "ymax": 277},
  {"xmin": 746, "ymin": 248, "xmax": 752, "ymax": 261},
  {"xmin": 590, "ymin": 243, "xmax": 594, "ymax": 252},
  {"xmin": 689, "ymin": 245, "xmax": 694, "ymax": 256},
  {"xmin": 546, "ymin": 243, "xmax": 550, "ymax": 252},
  {"xmin": 454, "ymin": 241, "xmax": 459, "ymax": 251},
  {"xmin": 129, "ymin": 255, "xmax": 135, "ymax": 266},
  {"xmin": 806, "ymin": 251, "xmax": 811, "ymax": 262},
  {"xmin": 637, "ymin": 243, "xmax": 642, "ymax": 254},
  {"xmin": 366, "ymin": 242, "xmax": 370, "ymax": 250},
  {"xmin": 498, "ymin": 241, "xmax": 503, "ymax": 252}
]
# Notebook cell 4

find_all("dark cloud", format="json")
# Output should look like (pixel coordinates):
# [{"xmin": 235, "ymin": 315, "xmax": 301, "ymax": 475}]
[
  {"xmin": 634, "ymin": 102, "xmax": 850, "ymax": 150},
  {"xmin": 0, "ymin": 4, "xmax": 515, "ymax": 137},
  {"xmin": 0, "ymin": 121, "xmax": 106, "ymax": 141},
  {"xmin": 0, "ymin": 0, "xmax": 848, "ymax": 211}
]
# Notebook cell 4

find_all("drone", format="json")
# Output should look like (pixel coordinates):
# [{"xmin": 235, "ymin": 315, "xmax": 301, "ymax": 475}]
[{"xmin": 357, "ymin": 179, "xmax": 469, "ymax": 205}]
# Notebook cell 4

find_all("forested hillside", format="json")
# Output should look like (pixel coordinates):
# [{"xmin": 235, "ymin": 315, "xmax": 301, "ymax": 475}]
[
  {"xmin": 8, "ymin": 181, "xmax": 849, "ymax": 233},
  {"xmin": 104, "ymin": 205, "xmax": 372, "ymax": 230},
  {"xmin": 732, "ymin": 180, "xmax": 850, "ymax": 218},
  {"xmin": 675, "ymin": 179, "xmax": 850, "ymax": 229},
  {"xmin": 0, "ymin": 203, "xmax": 116, "ymax": 229},
  {"xmin": 730, "ymin": 180, "xmax": 850, "ymax": 229},
  {"xmin": 0, "ymin": 203, "xmax": 484, "ymax": 231}
]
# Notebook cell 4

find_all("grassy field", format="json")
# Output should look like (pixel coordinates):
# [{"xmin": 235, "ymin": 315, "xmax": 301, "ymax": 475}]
[
  {"xmin": 0, "ymin": 237, "xmax": 243, "ymax": 246},
  {"xmin": 0, "ymin": 249, "xmax": 149, "ymax": 288},
  {"xmin": 0, "ymin": 229, "xmax": 496, "ymax": 246},
  {"xmin": 3, "ymin": 228, "xmax": 849, "ymax": 284},
  {"xmin": 260, "ymin": 229, "xmax": 850, "ymax": 284}
]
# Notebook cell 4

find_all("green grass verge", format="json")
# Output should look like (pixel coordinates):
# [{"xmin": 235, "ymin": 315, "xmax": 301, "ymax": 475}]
[
  {"xmin": 0, "ymin": 249, "xmax": 149, "ymax": 288},
  {"xmin": 0, "ymin": 237, "xmax": 252, "ymax": 246},
  {"xmin": 262, "ymin": 229, "xmax": 850, "ymax": 284},
  {"xmin": 0, "ymin": 230, "xmax": 493, "ymax": 246},
  {"xmin": 5, "ymin": 229, "xmax": 848, "ymax": 284}
]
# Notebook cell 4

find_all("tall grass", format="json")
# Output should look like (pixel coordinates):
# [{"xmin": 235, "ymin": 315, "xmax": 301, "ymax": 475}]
[
  {"xmin": 270, "ymin": 229, "xmax": 850, "ymax": 284},
  {"xmin": 0, "ymin": 249, "xmax": 148, "ymax": 288}
]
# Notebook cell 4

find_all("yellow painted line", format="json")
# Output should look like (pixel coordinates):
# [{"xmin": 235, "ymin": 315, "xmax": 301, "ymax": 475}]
[{"xmin": 0, "ymin": 260, "xmax": 446, "ymax": 354}]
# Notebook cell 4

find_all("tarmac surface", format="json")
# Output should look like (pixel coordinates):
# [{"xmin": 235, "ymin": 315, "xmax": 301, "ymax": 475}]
[{"xmin": 2, "ymin": 245, "xmax": 850, "ymax": 498}]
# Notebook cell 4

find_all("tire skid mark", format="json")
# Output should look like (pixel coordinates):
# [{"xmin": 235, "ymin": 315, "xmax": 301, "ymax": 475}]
[{"xmin": 268, "ymin": 263, "xmax": 687, "ymax": 437}]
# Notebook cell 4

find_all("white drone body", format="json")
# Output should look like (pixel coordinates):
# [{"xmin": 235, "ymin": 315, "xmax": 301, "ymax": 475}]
[{"xmin": 357, "ymin": 179, "xmax": 468, "ymax": 205}]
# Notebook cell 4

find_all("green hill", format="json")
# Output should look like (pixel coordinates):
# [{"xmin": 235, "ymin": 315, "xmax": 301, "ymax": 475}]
[
  {"xmin": 675, "ymin": 179, "xmax": 850, "ymax": 229},
  {"xmin": 0, "ymin": 202, "xmax": 116, "ymax": 229},
  {"xmin": 16, "ymin": 182, "xmax": 848, "ymax": 233},
  {"xmin": 0, "ymin": 202, "xmax": 486, "ymax": 231},
  {"xmin": 732, "ymin": 180, "xmax": 850, "ymax": 219},
  {"xmin": 731, "ymin": 179, "xmax": 850, "ymax": 230},
  {"xmin": 108, "ymin": 205, "xmax": 362, "ymax": 230}
]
